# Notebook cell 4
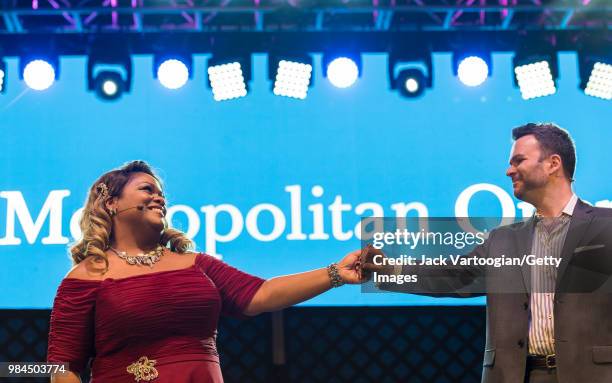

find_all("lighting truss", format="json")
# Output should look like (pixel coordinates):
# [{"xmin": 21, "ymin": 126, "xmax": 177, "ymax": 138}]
[{"xmin": 1, "ymin": 1, "xmax": 610, "ymax": 34}]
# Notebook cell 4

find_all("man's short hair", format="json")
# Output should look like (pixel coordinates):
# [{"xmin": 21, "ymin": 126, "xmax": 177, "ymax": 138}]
[{"xmin": 512, "ymin": 122, "xmax": 576, "ymax": 180}]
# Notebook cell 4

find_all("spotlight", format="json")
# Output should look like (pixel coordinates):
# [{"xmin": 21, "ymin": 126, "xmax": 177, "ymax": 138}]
[
  {"xmin": 513, "ymin": 50, "xmax": 558, "ymax": 100},
  {"xmin": 397, "ymin": 69, "xmax": 427, "ymax": 98},
  {"xmin": 326, "ymin": 58, "xmax": 358, "ymax": 88},
  {"xmin": 453, "ymin": 53, "xmax": 491, "ymax": 87},
  {"xmin": 579, "ymin": 52, "xmax": 612, "ymax": 100},
  {"xmin": 154, "ymin": 55, "xmax": 192, "ymax": 90},
  {"xmin": 20, "ymin": 57, "xmax": 58, "ymax": 91},
  {"xmin": 87, "ymin": 47, "xmax": 132, "ymax": 102},
  {"xmin": 207, "ymin": 55, "xmax": 251, "ymax": 101},
  {"xmin": 584, "ymin": 62, "xmax": 612, "ymax": 100},
  {"xmin": 269, "ymin": 54, "xmax": 313, "ymax": 99},
  {"xmin": 323, "ymin": 53, "xmax": 361, "ymax": 89},
  {"xmin": 388, "ymin": 48, "xmax": 432, "ymax": 98},
  {"xmin": 0, "ymin": 60, "xmax": 5, "ymax": 93},
  {"xmin": 93, "ymin": 71, "xmax": 124, "ymax": 101},
  {"xmin": 405, "ymin": 77, "xmax": 419, "ymax": 93}
]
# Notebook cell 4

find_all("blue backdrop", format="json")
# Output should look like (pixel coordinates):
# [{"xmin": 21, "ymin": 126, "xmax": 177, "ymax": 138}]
[{"xmin": 0, "ymin": 52, "xmax": 610, "ymax": 308}]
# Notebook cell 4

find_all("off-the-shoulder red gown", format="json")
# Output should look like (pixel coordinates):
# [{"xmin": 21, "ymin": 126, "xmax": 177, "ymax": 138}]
[{"xmin": 47, "ymin": 253, "xmax": 265, "ymax": 382}]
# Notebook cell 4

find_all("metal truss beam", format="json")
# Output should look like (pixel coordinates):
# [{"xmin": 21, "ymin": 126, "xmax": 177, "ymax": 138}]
[{"xmin": 0, "ymin": 3, "xmax": 610, "ymax": 34}]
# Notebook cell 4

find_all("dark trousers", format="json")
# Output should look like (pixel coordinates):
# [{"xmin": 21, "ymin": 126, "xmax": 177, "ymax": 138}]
[{"xmin": 525, "ymin": 367, "xmax": 558, "ymax": 383}]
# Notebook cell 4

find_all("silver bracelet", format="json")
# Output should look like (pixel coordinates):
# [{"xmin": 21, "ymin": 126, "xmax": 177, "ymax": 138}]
[{"xmin": 327, "ymin": 263, "xmax": 345, "ymax": 288}]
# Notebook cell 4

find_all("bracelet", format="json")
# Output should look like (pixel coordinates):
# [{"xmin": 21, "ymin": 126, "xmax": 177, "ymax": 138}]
[{"xmin": 327, "ymin": 263, "xmax": 345, "ymax": 288}]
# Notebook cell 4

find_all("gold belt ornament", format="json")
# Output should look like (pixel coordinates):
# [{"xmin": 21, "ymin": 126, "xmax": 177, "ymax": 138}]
[{"xmin": 126, "ymin": 356, "xmax": 159, "ymax": 382}]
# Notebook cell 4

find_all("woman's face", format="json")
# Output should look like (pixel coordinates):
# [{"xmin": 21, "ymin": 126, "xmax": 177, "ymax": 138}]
[{"xmin": 108, "ymin": 172, "xmax": 167, "ymax": 232}]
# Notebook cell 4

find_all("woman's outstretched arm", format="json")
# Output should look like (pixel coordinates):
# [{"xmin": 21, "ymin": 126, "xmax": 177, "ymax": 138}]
[{"xmin": 243, "ymin": 249, "xmax": 364, "ymax": 315}]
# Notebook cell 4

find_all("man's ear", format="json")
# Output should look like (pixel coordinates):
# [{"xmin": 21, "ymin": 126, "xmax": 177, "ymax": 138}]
[{"xmin": 548, "ymin": 154, "xmax": 563, "ymax": 176}]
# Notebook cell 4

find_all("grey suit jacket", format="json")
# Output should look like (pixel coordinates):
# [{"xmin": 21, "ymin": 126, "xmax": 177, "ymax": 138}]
[{"xmin": 379, "ymin": 200, "xmax": 612, "ymax": 383}]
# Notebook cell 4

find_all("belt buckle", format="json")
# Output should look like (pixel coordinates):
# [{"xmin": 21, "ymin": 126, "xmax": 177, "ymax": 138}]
[
  {"xmin": 126, "ymin": 356, "xmax": 159, "ymax": 382},
  {"xmin": 545, "ymin": 354, "xmax": 556, "ymax": 369}
]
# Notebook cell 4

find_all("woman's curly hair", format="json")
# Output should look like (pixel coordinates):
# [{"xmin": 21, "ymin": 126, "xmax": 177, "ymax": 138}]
[{"xmin": 69, "ymin": 160, "xmax": 194, "ymax": 271}]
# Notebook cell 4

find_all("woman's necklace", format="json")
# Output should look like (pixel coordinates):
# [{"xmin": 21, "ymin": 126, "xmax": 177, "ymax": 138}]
[{"xmin": 110, "ymin": 245, "xmax": 165, "ymax": 268}]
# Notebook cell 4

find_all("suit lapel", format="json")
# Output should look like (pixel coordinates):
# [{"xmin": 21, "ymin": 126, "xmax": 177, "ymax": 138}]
[
  {"xmin": 555, "ymin": 200, "xmax": 594, "ymax": 292},
  {"xmin": 515, "ymin": 217, "xmax": 535, "ymax": 296}
]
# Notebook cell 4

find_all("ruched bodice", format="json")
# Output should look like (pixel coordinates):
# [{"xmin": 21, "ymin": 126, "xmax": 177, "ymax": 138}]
[{"xmin": 47, "ymin": 253, "xmax": 265, "ymax": 382}]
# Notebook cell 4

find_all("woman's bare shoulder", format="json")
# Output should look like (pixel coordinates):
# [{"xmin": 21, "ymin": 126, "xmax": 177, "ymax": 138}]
[
  {"xmin": 167, "ymin": 250, "xmax": 200, "ymax": 266},
  {"xmin": 64, "ymin": 256, "xmax": 108, "ymax": 281}
]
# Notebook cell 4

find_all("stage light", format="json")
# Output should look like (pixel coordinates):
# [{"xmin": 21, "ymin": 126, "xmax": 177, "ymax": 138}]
[
  {"xmin": 579, "ymin": 52, "xmax": 612, "ymax": 100},
  {"xmin": 584, "ymin": 62, "xmax": 612, "ymax": 100},
  {"xmin": 87, "ymin": 46, "xmax": 132, "ymax": 101},
  {"xmin": 326, "ymin": 57, "xmax": 358, "ymax": 88},
  {"xmin": 273, "ymin": 61, "xmax": 312, "ymax": 99},
  {"xmin": 102, "ymin": 78, "xmax": 118, "ymax": 96},
  {"xmin": 207, "ymin": 55, "xmax": 251, "ymax": 101},
  {"xmin": 323, "ymin": 53, "xmax": 361, "ymax": 89},
  {"xmin": 455, "ymin": 55, "xmax": 490, "ymax": 87},
  {"xmin": 388, "ymin": 48, "xmax": 432, "ymax": 99},
  {"xmin": 327, "ymin": 58, "xmax": 358, "ymax": 88},
  {"xmin": 269, "ymin": 54, "xmax": 313, "ymax": 99},
  {"xmin": 157, "ymin": 59, "xmax": 189, "ymax": 89},
  {"xmin": 21, "ymin": 58, "xmax": 57, "ymax": 91},
  {"xmin": 154, "ymin": 55, "xmax": 192, "ymax": 90},
  {"xmin": 208, "ymin": 62, "xmax": 247, "ymax": 101},
  {"xmin": 514, "ymin": 61, "xmax": 556, "ymax": 100},
  {"xmin": 93, "ymin": 71, "xmax": 124, "ymax": 101},
  {"xmin": 0, "ymin": 60, "xmax": 5, "ymax": 93},
  {"xmin": 513, "ymin": 51, "xmax": 558, "ymax": 100},
  {"xmin": 397, "ymin": 69, "xmax": 427, "ymax": 98}
]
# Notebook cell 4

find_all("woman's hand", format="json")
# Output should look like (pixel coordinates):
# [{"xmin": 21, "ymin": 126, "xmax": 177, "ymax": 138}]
[
  {"xmin": 337, "ymin": 245, "xmax": 387, "ymax": 284},
  {"xmin": 336, "ymin": 247, "xmax": 369, "ymax": 284}
]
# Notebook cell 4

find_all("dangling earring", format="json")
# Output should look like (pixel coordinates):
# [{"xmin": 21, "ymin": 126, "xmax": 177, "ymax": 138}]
[{"xmin": 109, "ymin": 208, "xmax": 117, "ymax": 217}]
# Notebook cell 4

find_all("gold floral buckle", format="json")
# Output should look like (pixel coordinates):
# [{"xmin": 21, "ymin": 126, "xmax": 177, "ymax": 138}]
[{"xmin": 126, "ymin": 356, "xmax": 159, "ymax": 382}]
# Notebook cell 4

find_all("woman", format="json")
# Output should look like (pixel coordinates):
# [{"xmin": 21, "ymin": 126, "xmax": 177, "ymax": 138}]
[{"xmin": 47, "ymin": 160, "xmax": 366, "ymax": 383}]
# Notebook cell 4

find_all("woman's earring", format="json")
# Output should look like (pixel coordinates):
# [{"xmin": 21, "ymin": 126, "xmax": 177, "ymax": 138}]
[{"xmin": 109, "ymin": 208, "xmax": 117, "ymax": 217}]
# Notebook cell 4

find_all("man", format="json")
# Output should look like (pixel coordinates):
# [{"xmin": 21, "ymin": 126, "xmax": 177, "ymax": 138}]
[{"xmin": 364, "ymin": 123, "xmax": 612, "ymax": 383}]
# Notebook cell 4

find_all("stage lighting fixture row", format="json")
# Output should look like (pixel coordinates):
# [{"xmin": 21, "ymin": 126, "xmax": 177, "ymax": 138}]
[
  {"xmin": 513, "ymin": 50, "xmax": 558, "ymax": 100},
  {"xmin": 154, "ymin": 54, "xmax": 192, "ymax": 90},
  {"xmin": 268, "ymin": 54, "xmax": 313, "ymax": 100},
  {"xmin": 0, "ymin": 60, "xmax": 5, "ymax": 93},
  {"xmin": 579, "ymin": 52, "xmax": 612, "ymax": 100},
  {"xmin": 453, "ymin": 52, "xmax": 491, "ymax": 87},
  {"xmin": 388, "ymin": 48, "xmax": 432, "ymax": 99},
  {"xmin": 207, "ymin": 55, "xmax": 251, "ymax": 101},
  {"xmin": 20, "ymin": 56, "xmax": 59, "ymax": 91},
  {"xmin": 323, "ymin": 53, "xmax": 361, "ymax": 89},
  {"xmin": 87, "ymin": 48, "xmax": 132, "ymax": 101}
]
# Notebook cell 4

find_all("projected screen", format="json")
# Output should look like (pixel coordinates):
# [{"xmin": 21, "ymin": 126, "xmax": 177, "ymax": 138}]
[{"xmin": 0, "ymin": 52, "xmax": 610, "ymax": 308}]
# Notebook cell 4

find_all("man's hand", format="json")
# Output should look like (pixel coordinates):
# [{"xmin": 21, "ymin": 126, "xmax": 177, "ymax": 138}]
[{"xmin": 358, "ymin": 244, "xmax": 394, "ymax": 279}]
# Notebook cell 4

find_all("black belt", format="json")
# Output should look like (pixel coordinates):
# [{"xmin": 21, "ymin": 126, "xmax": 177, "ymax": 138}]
[{"xmin": 527, "ymin": 354, "xmax": 556, "ymax": 369}]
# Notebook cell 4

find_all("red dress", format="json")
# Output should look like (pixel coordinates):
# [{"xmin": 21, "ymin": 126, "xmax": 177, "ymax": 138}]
[{"xmin": 47, "ymin": 253, "xmax": 265, "ymax": 382}]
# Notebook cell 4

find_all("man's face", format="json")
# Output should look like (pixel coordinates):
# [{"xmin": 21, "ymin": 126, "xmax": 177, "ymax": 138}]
[{"xmin": 506, "ymin": 135, "xmax": 550, "ymax": 201}]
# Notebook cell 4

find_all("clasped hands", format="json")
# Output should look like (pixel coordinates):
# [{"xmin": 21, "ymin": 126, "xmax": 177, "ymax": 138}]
[{"xmin": 335, "ymin": 245, "xmax": 392, "ymax": 284}]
